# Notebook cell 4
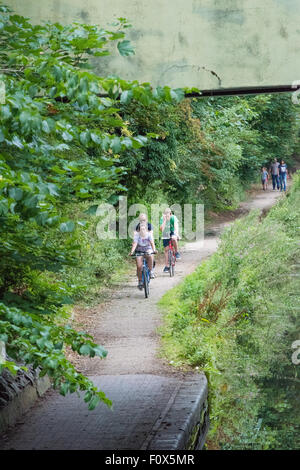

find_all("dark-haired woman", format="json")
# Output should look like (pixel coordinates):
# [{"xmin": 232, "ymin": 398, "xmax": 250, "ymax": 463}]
[{"xmin": 279, "ymin": 160, "xmax": 288, "ymax": 192}]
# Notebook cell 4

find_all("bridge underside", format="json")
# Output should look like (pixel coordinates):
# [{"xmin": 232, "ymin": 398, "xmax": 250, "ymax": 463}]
[{"xmin": 6, "ymin": 0, "xmax": 300, "ymax": 92}]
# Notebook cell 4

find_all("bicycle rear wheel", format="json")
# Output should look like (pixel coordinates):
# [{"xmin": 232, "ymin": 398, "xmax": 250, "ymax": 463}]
[{"xmin": 143, "ymin": 266, "xmax": 150, "ymax": 298}]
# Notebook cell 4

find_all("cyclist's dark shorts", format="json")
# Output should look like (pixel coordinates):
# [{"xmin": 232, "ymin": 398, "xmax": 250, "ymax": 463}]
[
  {"xmin": 135, "ymin": 250, "xmax": 152, "ymax": 256},
  {"xmin": 163, "ymin": 231, "xmax": 175, "ymax": 248}
]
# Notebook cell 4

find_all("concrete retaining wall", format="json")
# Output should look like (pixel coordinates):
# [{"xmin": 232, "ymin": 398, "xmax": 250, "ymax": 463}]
[
  {"xmin": 5, "ymin": 0, "xmax": 300, "ymax": 89},
  {"xmin": 0, "ymin": 367, "xmax": 50, "ymax": 434}
]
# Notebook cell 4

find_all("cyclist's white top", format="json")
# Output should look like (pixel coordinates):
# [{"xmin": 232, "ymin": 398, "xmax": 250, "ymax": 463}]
[{"xmin": 134, "ymin": 231, "xmax": 153, "ymax": 251}]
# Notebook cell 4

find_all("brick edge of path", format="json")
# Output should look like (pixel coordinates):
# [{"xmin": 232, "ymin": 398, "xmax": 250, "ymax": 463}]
[{"xmin": 141, "ymin": 373, "xmax": 208, "ymax": 450}]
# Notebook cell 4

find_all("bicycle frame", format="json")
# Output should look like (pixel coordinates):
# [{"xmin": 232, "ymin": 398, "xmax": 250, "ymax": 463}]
[
  {"xmin": 133, "ymin": 252, "xmax": 155, "ymax": 298},
  {"xmin": 168, "ymin": 238, "xmax": 176, "ymax": 277},
  {"xmin": 142, "ymin": 257, "xmax": 150, "ymax": 293}
]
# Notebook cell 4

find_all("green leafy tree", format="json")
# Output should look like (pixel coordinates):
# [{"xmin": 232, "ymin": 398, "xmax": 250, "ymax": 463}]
[{"xmin": 0, "ymin": 4, "xmax": 183, "ymax": 408}]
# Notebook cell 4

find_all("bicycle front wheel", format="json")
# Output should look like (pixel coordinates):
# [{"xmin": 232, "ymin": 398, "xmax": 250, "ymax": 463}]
[{"xmin": 143, "ymin": 266, "xmax": 149, "ymax": 298}]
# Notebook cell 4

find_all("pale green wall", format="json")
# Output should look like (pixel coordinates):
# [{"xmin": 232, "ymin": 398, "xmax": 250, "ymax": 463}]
[{"xmin": 6, "ymin": 0, "xmax": 300, "ymax": 89}]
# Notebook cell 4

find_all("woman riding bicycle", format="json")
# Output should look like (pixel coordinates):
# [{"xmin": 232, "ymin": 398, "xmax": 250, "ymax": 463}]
[
  {"xmin": 159, "ymin": 208, "xmax": 181, "ymax": 273},
  {"xmin": 129, "ymin": 223, "xmax": 157, "ymax": 290}
]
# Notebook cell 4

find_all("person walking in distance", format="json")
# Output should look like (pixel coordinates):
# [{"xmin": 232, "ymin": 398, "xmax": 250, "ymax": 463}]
[
  {"xmin": 269, "ymin": 158, "xmax": 280, "ymax": 190},
  {"xmin": 261, "ymin": 167, "xmax": 268, "ymax": 191},
  {"xmin": 279, "ymin": 159, "xmax": 288, "ymax": 192}
]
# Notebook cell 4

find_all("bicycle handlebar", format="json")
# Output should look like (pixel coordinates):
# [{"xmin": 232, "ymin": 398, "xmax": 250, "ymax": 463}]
[{"xmin": 129, "ymin": 251, "xmax": 157, "ymax": 257}]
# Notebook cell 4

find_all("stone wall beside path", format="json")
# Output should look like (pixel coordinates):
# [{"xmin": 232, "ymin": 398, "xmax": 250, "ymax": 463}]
[{"xmin": 0, "ymin": 365, "xmax": 50, "ymax": 434}]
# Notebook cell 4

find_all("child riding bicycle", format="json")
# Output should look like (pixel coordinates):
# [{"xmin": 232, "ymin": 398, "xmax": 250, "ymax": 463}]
[
  {"xmin": 129, "ymin": 223, "xmax": 157, "ymax": 290},
  {"xmin": 159, "ymin": 208, "xmax": 181, "ymax": 273}
]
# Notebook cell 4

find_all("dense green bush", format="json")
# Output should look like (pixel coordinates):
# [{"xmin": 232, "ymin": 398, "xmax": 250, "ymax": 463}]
[{"xmin": 159, "ymin": 173, "xmax": 300, "ymax": 449}]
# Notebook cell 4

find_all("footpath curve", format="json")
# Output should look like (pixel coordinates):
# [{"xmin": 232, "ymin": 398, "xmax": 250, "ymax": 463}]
[{"xmin": 0, "ymin": 188, "xmax": 282, "ymax": 450}]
